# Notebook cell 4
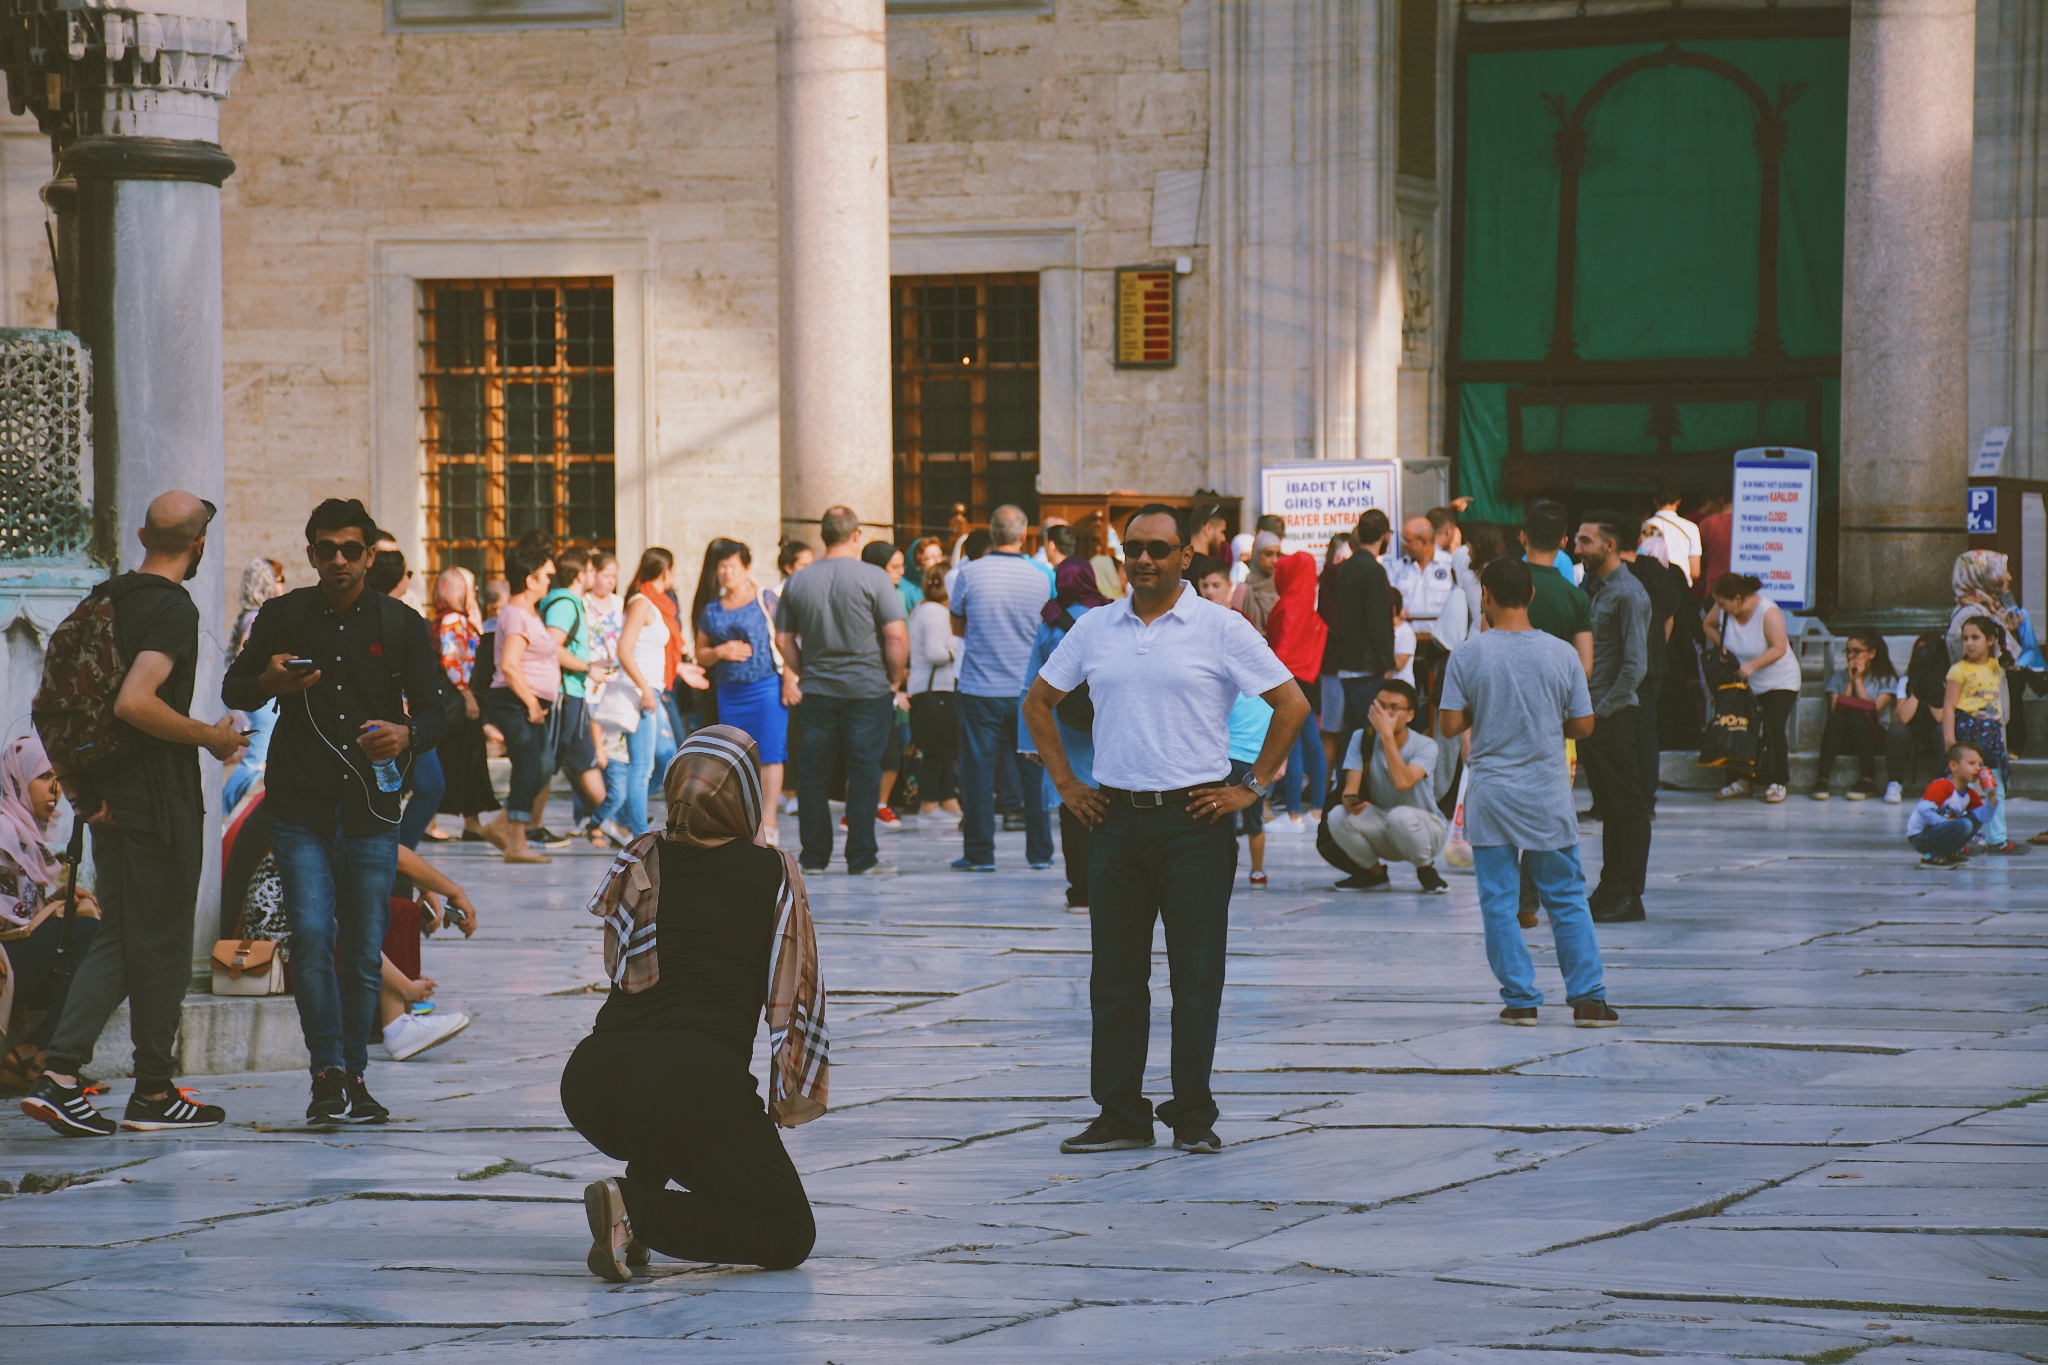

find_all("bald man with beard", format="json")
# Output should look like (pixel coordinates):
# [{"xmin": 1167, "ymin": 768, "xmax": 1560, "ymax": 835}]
[{"xmin": 26, "ymin": 491, "xmax": 249, "ymax": 1138}]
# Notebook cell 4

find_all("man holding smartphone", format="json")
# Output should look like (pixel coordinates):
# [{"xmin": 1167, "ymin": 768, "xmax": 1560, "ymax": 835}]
[{"xmin": 223, "ymin": 498, "xmax": 449, "ymax": 1127}]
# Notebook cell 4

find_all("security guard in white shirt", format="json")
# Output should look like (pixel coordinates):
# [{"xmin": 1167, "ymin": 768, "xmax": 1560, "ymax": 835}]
[{"xmin": 1025, "ymin": 505, "xmax": 1309, "ymax": 1159}]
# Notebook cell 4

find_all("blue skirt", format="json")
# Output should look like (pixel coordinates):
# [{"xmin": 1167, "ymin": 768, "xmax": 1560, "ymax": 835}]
[{"xmin": 717, "ymin": 671, "xmax": 790, "ymax": 765}]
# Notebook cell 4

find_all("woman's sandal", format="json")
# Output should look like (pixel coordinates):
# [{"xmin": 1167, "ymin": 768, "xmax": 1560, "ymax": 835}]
[
  {"xmin": 2028, "ymin": 830, "xmax": 2048, "ymax": 846},
  {"xmin": 1249, "ymin": 871, "xmax": 1269, "ymax": 888},
  {"xmin": 0, "ymin": 1044, "xmax": 46, "ymax": 1093}
]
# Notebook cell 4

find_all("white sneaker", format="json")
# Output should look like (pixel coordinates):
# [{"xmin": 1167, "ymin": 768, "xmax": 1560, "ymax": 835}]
[
  {"xmin": 381, "ymin": 1010, "xmax": 472, "ymax": 1061},
  {"xmin": 1883, "ymin": 782, "xmax": 1903, "ymax": 805}
]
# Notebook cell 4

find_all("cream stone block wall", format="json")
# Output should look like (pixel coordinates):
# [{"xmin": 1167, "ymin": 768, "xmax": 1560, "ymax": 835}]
[
  {"xmin": 886, "ymin": 1, "xmax": 1210, "ymax": 500},
  {"xmin": 216, "ymin": 2, "xmax": 785, "ymax": 597},
  {"xmin": 209, "ymin": 0, "xmax": 1204, "ymax": 611}
]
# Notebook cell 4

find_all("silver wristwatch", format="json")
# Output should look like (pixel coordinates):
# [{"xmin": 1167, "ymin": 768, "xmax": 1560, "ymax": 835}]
[{"xmin": 1239, "ymin": 771, "xmax": 1269, "ymax": 799}]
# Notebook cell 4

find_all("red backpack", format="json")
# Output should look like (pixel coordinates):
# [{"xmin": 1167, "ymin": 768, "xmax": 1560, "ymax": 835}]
[{"xmin": 32, "ymin": 577, "xmax": 177, "ymax": 781}]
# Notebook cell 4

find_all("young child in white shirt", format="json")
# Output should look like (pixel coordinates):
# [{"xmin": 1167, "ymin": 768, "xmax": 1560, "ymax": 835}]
[{"xmin": 1390, "ymin": 586, "xmax": 1416, "ymax": 686}]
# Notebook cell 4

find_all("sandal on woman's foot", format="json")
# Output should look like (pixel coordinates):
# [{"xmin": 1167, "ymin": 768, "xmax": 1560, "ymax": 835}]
[
  {"xmin": 1249, "ymin": 871, "xmax": 1268, "ymax": 888},
  {"xmin": 1716, "ymin": 781, "xmax": 1752, "ymax": 800},
  {"xmin": 584, "ymin": 1178, "xmax": 633, "ymax": 1282},
  {"xmin": 2028, "ymin": 830, "xmax": 2048, "ymax": 846},
  {"xmin": 1763, "ymin": 784, "xmax": 1787, "ymax": 803},
  {"xmin": 504, "ymin": 849, "xmax": 552, "ymax": 865},
  {"xmin": 0, "ymin": 1044, "xmax": 44, "ymax": 1092}
]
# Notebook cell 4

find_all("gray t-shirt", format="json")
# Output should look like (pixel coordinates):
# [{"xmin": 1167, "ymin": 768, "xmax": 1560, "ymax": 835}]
[
  {"xmin": 1341, "ymin": 728, "xmax": 1440, "ymax": 814},
  {"xmin": 1440, "ymin": 628, "xmax": 1592, "ymax": 851},
  {"xmin": 773, "ymin": 556, "xmax": 904, "ymax": 700}
]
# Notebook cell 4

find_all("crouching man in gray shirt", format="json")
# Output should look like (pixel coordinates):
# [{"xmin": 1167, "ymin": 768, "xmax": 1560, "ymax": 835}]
[{"xmin": 1437, "ymin": 556, "xmax": 1619, "ymax": 1029}]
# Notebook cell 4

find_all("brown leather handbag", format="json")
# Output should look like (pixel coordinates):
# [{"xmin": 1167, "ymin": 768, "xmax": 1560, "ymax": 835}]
[{"xmin": 211, "ymin": 936, "xmax": 285, "ymax": 996}]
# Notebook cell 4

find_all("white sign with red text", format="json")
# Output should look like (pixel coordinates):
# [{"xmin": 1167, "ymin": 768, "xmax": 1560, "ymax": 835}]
[
  {"xmin": 1731, "ymin": 446, "xmax": 1818, "ymax": 612},
  {"xmin": 1259, "ymin": 461, "xmax": 1399, "ymax": 564}
]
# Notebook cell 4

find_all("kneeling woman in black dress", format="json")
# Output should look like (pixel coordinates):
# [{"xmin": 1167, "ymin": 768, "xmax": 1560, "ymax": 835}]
[{"xmin": 563, "ymin": 724, "xmax": 829, "ymax": 1279}]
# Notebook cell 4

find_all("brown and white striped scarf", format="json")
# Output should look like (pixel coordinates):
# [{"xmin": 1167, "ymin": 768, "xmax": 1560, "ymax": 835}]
[{"xmin": 585, "ymin": 724, "xmax": 830, "ymax": 1126}]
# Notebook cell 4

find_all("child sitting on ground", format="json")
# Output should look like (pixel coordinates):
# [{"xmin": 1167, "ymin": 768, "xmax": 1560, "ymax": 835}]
[
  {"xmin": 1328, "ymin": 679, "xmax": 1448, "ymax": 894},
  {"xmin": 1907, "ymin": 741, "xmax": 1998, "ymax": 870}
]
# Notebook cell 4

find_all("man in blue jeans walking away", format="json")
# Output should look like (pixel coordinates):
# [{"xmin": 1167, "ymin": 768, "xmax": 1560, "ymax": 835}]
[
  {"xmin": 774, "ymin": 506, "xmax": 909, "ymax": 875},
  {"xmin": 1025, "ymin": 505, "xmax": 1309, "ymax": 1157},
  {"xmin": 1437, "ymin": 556, "xmax": 1620, "ymax": 1028},
  {"xmin": 952, "ymin": 504, "xmax": 1054, "ymax": 872},
  {"xmin": 223, "ymin": 498, "xmax": 449, "ymax": 1125}
]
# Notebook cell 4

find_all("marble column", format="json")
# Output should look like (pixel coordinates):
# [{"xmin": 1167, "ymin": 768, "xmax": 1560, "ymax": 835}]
[
  {"xmin": 1207, "ymin": 0, "xmax": 1402, "ymax": 504},
  {"xmin": 2, "ymin": 2, "xmax": 247, "ymax": 977},
  {"xmin": 1836, "ymin": 0, "xmax": 1975, "ymax": 623},
  {"xmin": 1969, "ymin": 0, "xmax": 2047, "ymax": 483},
  {"xmin": 776, "ymin": 0, "xmax": 893, "ymax": 539}
]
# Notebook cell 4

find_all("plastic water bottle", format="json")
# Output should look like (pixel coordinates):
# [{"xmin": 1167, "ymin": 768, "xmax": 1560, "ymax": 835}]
[{"xmin": 373, "ymin": 757, "xmax": 402, "ymax": 793}]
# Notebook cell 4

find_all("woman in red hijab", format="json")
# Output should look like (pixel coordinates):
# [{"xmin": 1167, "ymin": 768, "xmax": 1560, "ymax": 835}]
[{"xmin": 1262, "ymin": 552, "xmax": 1330, "ymax": 825}]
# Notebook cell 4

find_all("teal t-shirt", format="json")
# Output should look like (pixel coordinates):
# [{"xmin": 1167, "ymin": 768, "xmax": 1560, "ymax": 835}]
[
  {"xmin": 539, "ymin": 588, "xmax": 591, "ymax": 698},
  {"xmin": 1227, "ymin": 693, "xmax": 1274, "ymax": 765}
]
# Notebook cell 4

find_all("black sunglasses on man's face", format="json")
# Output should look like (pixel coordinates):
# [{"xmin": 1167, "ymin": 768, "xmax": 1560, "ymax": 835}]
[
  {"xmin": 1126, "ymin": 540, "xmax": 1183, "ymax": 563},
  {"xmin": 313, "ymin": 539, "xmax": 367, "ymax": 563}
]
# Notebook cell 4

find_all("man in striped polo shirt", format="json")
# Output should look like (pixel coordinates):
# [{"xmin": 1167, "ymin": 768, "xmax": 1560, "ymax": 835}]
[{"xmin": 951, "ymin": 504, "xmax": 1055, "ymax": 871}]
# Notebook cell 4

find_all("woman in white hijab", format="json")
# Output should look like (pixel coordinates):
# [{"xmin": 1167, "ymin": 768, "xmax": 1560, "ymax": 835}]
[{"xmin": 1227, "ymin": 532, "xmax": 1256, "ymax": 586}]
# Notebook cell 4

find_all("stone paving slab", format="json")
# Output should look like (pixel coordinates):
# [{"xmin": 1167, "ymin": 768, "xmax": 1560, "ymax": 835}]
[{"xmin": 0, "ymin": 792, "xmax": 2042, "ymax": 1360}]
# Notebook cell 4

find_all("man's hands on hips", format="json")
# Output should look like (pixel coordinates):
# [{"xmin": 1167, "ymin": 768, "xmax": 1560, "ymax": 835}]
[
  {"xmin": 1057, "ymin": 777, "xmax": 1107, "ymax": 826},
  {"xmin": 1187, "ymin": 783, "xmax": 1256, "ymax": 824}
]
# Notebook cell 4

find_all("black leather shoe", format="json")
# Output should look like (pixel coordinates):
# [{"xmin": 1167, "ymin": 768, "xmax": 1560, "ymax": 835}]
[
  {"xmin": 1334, "ymin": 867, "xmax": 1390, "ymax": 891},
  {"xmin": 1591, "ymin": 896, "xmax": 1646, "ymax": 923}
]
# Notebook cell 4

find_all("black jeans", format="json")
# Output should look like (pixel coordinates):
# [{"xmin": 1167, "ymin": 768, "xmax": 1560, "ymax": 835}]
[
  {"xmin": 909, "ymin": 691, "xmax": 957, "ymax": 805},
  {"xmin": 1581, "ymin": 707, "xmax": 1652, "ymax": 900},
  {"xmin": 1635, "ymin": 675, "xmax": 1662, "ymax": 811},
  {"xmin": 5, "ymin": 912, "xmax": 100, "ymax": 1047},
  {"xmin": 561, "ymin": 1030, "xmax": 814, "ymax": 1270},
  {"xmin": 1755, "ymin": 689, "xmax": 1798, "ymax": 788},
  {"xmin": 44, "ymin": 816, "xmax": 202, "ymax": 1093},
  {"xmin": 796, "ymin": 693, "xmax": 893, "ymax": 871},
  {"xmin": 1087, "ymin": 799, "xmax": 1236, "ymax": 1134},
  {"xmin": 1060, "ymin": 805, "xmax": 1092, "ymax": 907},
  {"xmin": 1815, "ymin": 707, "xmax": 1912, "ymax": 789}
]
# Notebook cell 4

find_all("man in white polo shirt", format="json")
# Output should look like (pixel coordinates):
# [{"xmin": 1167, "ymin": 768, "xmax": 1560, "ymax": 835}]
[
  {"xmin": 952, "ymin": 504, "xmax": 1055, "ymax": 871},
  {"xmin": 1025, "ymin": 504, "xmax": 1309, "ymax": 1157}
]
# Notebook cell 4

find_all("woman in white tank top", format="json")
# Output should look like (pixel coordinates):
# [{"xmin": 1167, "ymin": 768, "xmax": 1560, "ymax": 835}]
[
  {"xmin": 1704, "ymin": 573, "xmax": 1800, "ymax": 802},
  {"xmin": 594, "ymin": 553, "xmax": 676, "ymax": 840}
]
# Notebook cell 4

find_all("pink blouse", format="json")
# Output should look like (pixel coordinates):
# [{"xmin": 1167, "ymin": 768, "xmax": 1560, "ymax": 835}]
[{"xmin": 491, "ymin": 602, "xmax": 560, "ymax": 701}]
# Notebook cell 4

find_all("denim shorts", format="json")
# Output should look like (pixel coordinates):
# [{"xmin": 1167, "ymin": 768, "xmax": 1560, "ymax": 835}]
[{"xmin": 1227, "ymin": 758, "xmax": 1265, "ymax": 834}]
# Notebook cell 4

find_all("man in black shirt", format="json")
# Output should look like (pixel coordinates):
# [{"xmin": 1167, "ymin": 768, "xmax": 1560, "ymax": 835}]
[
  {"xmin": 27, "ymin": 492, "xmax": 248, "ymax": 1138},
  {"xmin": 223, "ymin": 499, "xmax": 447, "ymax": 1127},
  {"xmin": 1318, "ymin": 508, "xmax": 1397, "ymax": 734}
]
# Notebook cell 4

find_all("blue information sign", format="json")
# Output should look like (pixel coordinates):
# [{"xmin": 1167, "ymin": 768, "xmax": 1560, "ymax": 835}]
[{"xmin": 1967, "ymin": 486, "xmax": 1997, "ymax": 535}]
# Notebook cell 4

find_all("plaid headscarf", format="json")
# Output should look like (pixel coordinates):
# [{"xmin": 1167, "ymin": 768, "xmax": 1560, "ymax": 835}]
[
  {"xmin": 1952, "ymin": 550, "xmax": 2022, "ymax": 633},
  {"xmin": 585, "ymin": 724, "xmax": 830, "ymax": 1126}
]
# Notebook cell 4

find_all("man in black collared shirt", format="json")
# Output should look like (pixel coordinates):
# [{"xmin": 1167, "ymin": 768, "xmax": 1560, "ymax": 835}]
[{"xmin": 223, "ymin": 499, "xmax": 447, "ymax": 1127}]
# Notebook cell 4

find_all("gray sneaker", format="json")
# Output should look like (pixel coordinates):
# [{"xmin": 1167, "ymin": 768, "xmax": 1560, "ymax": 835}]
[{"xmin": 848, "ymin": 861, "xmax": 899, "ymax": 876}]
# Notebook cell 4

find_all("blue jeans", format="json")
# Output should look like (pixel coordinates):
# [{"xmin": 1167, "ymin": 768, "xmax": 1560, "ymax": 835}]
[
  {"xmin": 797, "ymin": 693, "xmax": 893, "ymax": 872},
  {"xmin": 610, "ymin": 706, "xmax": 661, "ymax": 833},
  {"xmin": 1472, "ymin": 844, "xmax": 1607, "ymax": 1009},
  {"xmin": 399, "ymin": 748, "xmax": 445, "ymax": 850},
  {"xmin": 1909, "ymin": 816, "xmax": 1978, "ymax": 858},
  {"xmin": 1283, "ymin": 719, "xmax": 1327, "ymax": 816},
  {"xmin": 271, "ymin": 814, "xmax": 401, "ymax": 1076},
  {"xmin": 1088, "ymin": 799, "xmax": 1237, "ymax": 1134},
  {"xmin": 958, "ymin": 692, "xmax": 1054, "ymax": 865}
]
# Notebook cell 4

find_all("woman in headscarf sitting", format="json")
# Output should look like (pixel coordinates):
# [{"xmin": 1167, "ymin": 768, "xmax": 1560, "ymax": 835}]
[
  {"xmin": 1231, "ymin": 531, "xmax": 1283, "ymax": 635},
  {"xmin": 1019, "ymin": 558, "xmax": 1112, "ymax": 910},
  {"xmin": 0, "ymin": 735, "xmax": 101, "ymax": 1091},
  {"xmin": 565, "ymin": 725, "xmax": 828, "ymax": 1279}
]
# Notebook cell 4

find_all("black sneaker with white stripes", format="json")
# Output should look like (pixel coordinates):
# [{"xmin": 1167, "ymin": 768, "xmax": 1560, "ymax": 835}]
[
  {"xmin": 307, "ymin": 1068, "xmax": 350, "ymax": 1127},
  {"xmin": 344, "ymin": 1074, "xmax": 390, "ymax": 1125},
  {"xmin": 121, "ymin": 1089, "xmax": 225, "ymax": 1131},
  {"xmin": 20, "ymin": 1074, "xmax": 117, "ymax": 1137}
]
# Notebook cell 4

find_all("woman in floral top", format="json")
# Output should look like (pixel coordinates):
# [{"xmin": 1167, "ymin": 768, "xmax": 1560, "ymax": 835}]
[{"xmin": 432, "ymin": 568, "xmax": 502, "ymax": 842}]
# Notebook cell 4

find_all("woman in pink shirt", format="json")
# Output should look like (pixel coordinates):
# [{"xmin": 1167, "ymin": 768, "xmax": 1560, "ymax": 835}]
[{"xmin": 485, "ymin": 542, "xmax": 561, "ymax": 864}]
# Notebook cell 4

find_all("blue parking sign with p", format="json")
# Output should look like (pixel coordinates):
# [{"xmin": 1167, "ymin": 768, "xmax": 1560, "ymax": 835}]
[{"xmin": 1967, "ymin": 486, "xmax": 1997, "ymax": 535}]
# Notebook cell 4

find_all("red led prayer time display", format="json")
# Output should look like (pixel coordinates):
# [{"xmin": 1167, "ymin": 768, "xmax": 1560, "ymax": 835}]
[{"xmin": 1113, "ymin": 266, "xmax": 1177, "ymax": 368}]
